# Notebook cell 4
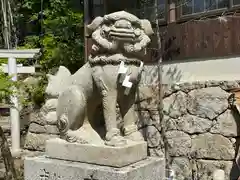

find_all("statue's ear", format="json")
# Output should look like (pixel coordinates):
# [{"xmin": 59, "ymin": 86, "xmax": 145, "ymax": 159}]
[
  {"xmin": 58, "ymin": 66, "xmax": 71, "ymax": 76},
  {"xmin": 86, "ymin": 16, "xmax": 104, "ymax": 36},
  {"xmin": 46, "ymin": 74, "xmax": 52, "ymax": 80},
  {"xmin": 140, "ymin": 19, "xmax": 154, "ymax": 36}
]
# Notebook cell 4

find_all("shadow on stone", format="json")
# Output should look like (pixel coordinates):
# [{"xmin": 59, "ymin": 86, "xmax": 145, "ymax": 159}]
[{"xmin": 230, "ymin": 108, "xmax": 240, "ymax": 179}]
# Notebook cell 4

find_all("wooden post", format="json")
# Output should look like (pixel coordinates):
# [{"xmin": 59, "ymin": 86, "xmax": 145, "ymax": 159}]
[
  {"xmin": 104, "ymin": 0, "xmax": 108, "ymax": 14},
  {"xmin": 168, "ymin": 0, "xmax": 176, "ymax": 23},
  {"xmin": 84, "ymin": 0, "xmax": 90, "ymax": 62},
  {"xmin": 154, "ymin": 0, "xmax": 167, "ymax": 178}
]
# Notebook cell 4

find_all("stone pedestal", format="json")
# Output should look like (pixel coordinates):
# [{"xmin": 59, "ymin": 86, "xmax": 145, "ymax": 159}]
[
  {"xmin": 24, "ymin": 156, "xmax": 165, "ymax": 180},
  {"xmin": 46, "ymin": 138, "xmax": 148, "ymax": 167},
  {"xmin": 24, "ymin": 138, "xmax": 165, "ymax": 180}
]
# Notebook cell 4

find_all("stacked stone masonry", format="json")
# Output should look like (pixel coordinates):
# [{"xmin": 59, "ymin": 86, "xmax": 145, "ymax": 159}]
[
  {"xmin": 24, "ymin": 98, "xmax": 59, "ymax": 151},
  {"xmin": 23, "ymin": 80, "xmax": 240, "ymax": 179},
  {"xmin": 136, "ymin": 80, "xmax": 240, "ymax": 180}
]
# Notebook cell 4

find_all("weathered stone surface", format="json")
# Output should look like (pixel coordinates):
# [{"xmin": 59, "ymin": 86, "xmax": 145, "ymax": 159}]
[
  {"xmin": 44, "ymin": 11, "xmax": 154, "ymax": 146},
  {"xmin": 204, "ymin": 80, "xmax": 222, "ymax": 88},
  {"xmin": 171, "ymin": 157, "xmax": 192, "ymax": 180},
  {"xmin": 210, "ymin": 110, "xmax": 239, "ymax": 137},
  {"xmin": 29, "ymin": 109, "xmax": 57, "ymax": 128},
  {"xmin": 29, "ymin": 111, "xmax": 47, "ymax": 125},
  {"xmin": 28, "ymin": 123, "xmax": 45, "ymax": 133},
  {"xmin": 24, "ymin": 132, "xmax": 58, "ymax": 151},
  {"xmin": 25, "ymin": 156, "xmax": 165, "ymax": 180},
  {"xmin": 68, "ymin": 123, "xmax": 105, "ymax": 145},
  {"xmin": 148, "ymin": 146, "xmax": 164, "ymax": 157},
  {"xmin": 136, "ymin": 110, "xmax": 160, "ymax": 127},
  {"xmin": 140, "ymin": 125, "xmax": 161, "ymax": 148},
  {"xmin": 162, "ymin": 84, "xmax": 175, "ymax": 97},
  {"xmin": 140, "ymin": 65, "xmax": 158, "ymax": 86},
  {"xmin": 187, "ymin": 87, "xmax": 230, "ymax": 119},
  {"xmin": 41, "ymin": 99, "xmax": 58, "ymax": 113},
  {"xmin": 46, "ymin": 138, "xmax": 148, "ymax": 167},
  {"xmin": 136, "ymin": 86, "xmax": 158, "ymax": 110},
  {"xmin": 218, "ymin": 81, "xmax": 240, "ymax": 90},
  {"xmin": 28, "ymin": 123, "xmax": 59, "ymax": 135},
  {"xmin": 191, "ymin": 133, "xmax": 235, "ymax": 160},
  {"xmin": 196, "ymin": 160, "xmax": 234, "ymax": 180},
  {"xmin": 179, "ymin": 81, "xmax": 206, "ymax": 93},
  {"xmin": 166, "ymin": 130, "xmax": 191, "ymax": 156},
  {"xmin": 163, "ymin": 91, "xmax": 187, "ymax": 118},
  {"xmin": 45, "ymin": 111, "xmax": 58, "ymax": 125},
  {"xmin": 212, "ymin": 169, "xmax": 225, "ymax": 180},
  {"xmin": 166, "ymin": 114, "xmax": 212, "ymax": 134}
]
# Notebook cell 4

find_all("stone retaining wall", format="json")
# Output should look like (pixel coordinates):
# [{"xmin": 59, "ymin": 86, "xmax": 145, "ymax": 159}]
[
  {"xmin": 23, "ymin": 80, "xmax": 240, "ymax": 179},
  {"xmin": 136, "ymin": 81, "xmax": 240, "ymax": 180},
  {"xmin": 24, "ymin": 99, "xmax": 59, "ymax": 151}
]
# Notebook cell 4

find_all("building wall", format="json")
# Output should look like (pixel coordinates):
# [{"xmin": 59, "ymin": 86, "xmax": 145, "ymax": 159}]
[
  {"xmin": 161, "ymin": 17, "xmax": 240, "ymax": 61},
  {"xmin": 141, "ymin": 55, "xmax": 240, "ymax": 85}
]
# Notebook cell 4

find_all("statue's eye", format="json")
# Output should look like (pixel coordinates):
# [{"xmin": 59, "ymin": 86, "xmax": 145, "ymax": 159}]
[
  {"xmin": 132, "ymin": 22, "xmax": 140, "ymax": 29},
  {"xmin": 102, "ymin": 25, "xmax": 110, "ymax": 33},
  {"xmin": 127, "ymin": 23, "xmax": 132, "ymax": 29},
  {"xmin": 104, "ymin": 20, "xmax": 113, "ymax": 26},
  {"xmin": 100, "ymin": 30, "xmax": 105, "ymax": 37}
]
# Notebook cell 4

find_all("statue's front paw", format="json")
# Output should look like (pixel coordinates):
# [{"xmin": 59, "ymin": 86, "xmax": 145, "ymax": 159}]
[
  {"xmin": 65, "ymin": 130, "xmax": 88, "ymax": 144},
  {"xmin": 124, "ymin": 125, "xmax": 144, "ymax": 142},
  {"xmin": 105, "ymin": 128, "xmax": 127, "ymax": 147},
  {"xmin": 133, "ymin": 43, "xmax": 142, "ymax": 52},
  {"xmin": 105, "ymin": 135, "xmax": 126, "ymax": 147},
  {"xmin": 92, "ymin": 44, "xmax": 100, "ymax": 52}
]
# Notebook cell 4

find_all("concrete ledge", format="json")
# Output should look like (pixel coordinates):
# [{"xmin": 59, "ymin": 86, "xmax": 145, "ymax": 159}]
[
  {"xmin": 142, "ymin": 56, "xmax": 240, "ymax": 85},
  {"xmin": 46, "ymin": 138, "xmax": 148, "ymax": 167},
  {"xmin": 24, "ymin": 156, "xmax": 165, "ymax": 180}
]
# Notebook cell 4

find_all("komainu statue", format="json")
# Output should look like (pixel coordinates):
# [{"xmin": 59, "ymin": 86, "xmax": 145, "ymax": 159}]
[{"xmin": 46, "ymin": 11, "xmax": 154, "ymax": 146}]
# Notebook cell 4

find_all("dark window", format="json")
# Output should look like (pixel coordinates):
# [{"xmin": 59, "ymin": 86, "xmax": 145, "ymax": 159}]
[
  {"xmin": 181, "ymin": 0, "xmax": 228, "ymax": 16},
  {"xmin": 126, "ymin": 0, "xmax": 166, "ymax": 22},
  {"xmin": 92, "ymin": 0, "xmax": 104, "ymax": 17},
  {"xmin": 194, "ymin": 0, "xmax": 205, "ymax": 13},
  {"xmin": 233, "ymin": 0, "xmax": 240, "ymax": 5},
  {"xmin": 106, "ymin": 0, "xmax": 138, "ymax": 13},
  {"xmin": 218, "ymin": 0, "xmax": 229, "ymax": 8}
]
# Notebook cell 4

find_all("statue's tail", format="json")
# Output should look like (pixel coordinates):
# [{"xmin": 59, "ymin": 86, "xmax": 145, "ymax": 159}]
[
  {"xmin": 45, "ymin": 66, "xmax": 71, "ymax": 98},
  {"xmin": 57, "ymin": 114, "xmax": 69, "ymax": 136}
]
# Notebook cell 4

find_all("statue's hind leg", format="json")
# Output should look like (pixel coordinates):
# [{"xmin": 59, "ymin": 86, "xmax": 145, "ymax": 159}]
[{"xmin": 57, "ymin": 86, "xmax": 87, "ymax": 143}]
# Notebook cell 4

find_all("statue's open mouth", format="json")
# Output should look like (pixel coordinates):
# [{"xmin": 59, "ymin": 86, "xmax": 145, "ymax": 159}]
[{"xmin": 109, "ymin": 28, "xmax": 135, "ymax": 41}]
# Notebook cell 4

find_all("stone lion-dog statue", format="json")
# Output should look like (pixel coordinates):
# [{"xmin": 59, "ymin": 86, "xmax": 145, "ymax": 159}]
[{"xmin": 45, "ymin": 11, "xmax": 154, "ymax": 146}]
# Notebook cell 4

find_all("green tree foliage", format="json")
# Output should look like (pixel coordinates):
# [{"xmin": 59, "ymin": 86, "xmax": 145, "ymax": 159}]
[
  {"xmin": 15, "ymin": 0, "xmax": 84, "ymax": 73},
  {"xmin": 0, "ymin": 0, "xmax": 85, "ymax": 106},
  {"xmin": 0, "ymin": 71, "xmax": 14, "ymax": 101},
  {"xmin": 0, "ymin": 70, "xmax": 26, "ymax": 106}
]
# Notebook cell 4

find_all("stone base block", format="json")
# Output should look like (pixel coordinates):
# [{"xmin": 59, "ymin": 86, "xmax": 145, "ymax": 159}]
[
  {"xmin": 24, "ymin": 156, "xmax": 165, "ymax": 180},
  {"xmin": 46, "ymin": 138, "xmax": 148, "ymax": 167}
]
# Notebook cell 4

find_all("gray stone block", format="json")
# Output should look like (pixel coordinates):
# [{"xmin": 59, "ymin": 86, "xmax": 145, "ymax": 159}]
[
  {"xmin": 46, "ymin": 138, "xmax": 148, "ymax": 167},
  {"xmin": 24, "ymin": 156, "xmax": 165, "ymax": 180}
]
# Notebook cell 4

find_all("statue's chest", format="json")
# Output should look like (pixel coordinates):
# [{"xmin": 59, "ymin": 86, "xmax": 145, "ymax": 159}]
[{"xmin": 91, "ymin": 64, "xmax": 141, "ymax": 94}]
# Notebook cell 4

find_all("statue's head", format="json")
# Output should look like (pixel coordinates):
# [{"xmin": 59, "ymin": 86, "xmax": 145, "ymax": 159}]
[{"xmin": 87, "ymin": 11, "xmax": 154, "ymax": 60}]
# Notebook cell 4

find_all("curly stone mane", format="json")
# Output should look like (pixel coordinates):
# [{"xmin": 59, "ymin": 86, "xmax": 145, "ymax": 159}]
[{"xmin": 86, "ymin": 11, "xmax": 154, "ymax": 66}]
